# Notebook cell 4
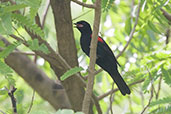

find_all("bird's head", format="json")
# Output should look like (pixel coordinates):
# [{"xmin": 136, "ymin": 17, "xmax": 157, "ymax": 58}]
[{"xmin": 74, "ymin": 21, "xmax": 92, "ymax": 34}]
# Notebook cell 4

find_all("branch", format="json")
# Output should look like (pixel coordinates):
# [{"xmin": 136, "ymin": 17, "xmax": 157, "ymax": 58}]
[
  {"xmin": 82, "ymin": 0, "xmax": 101, "ymax": 113},
  {"xmin": 5, "ymin": 52, "xmax": 72, "ymax": 110},
  {"xmin": 9, "ymin": 33, "xmax": 102, "ymax": 112},
  {"xmin": 42, "ymin": 0, "xmax": 50, "ymax": 28},
  {"xmin": 0, "ymin": 36, "xmax": 71, "ymax": 110},
  {"xmin": 141, "ymin": 68, "xmax": 154, "ymax": 114},
  {"xmin": 109, "ymin": 83, "xmax": 114, "ymax": 114},
  {"xmin": 27, "ymin": 91, "xmax": 35, "ymax": 113},
  {"xmin": 72, "ymin": 9, "xmax": 92, "ymax": 21},
  {"xmin": 92, "ymin": 94, "xmax": 102, "ymax": 114},
  {"xmin": 71, "ymin": 0, "xmax": 95, "ymax": 9},
  {"xmin": 0, "ymin": 110, "xmax": 6, "ymax": 114},
  {"xmin": 160, "ymin": 8, "xmax": 171, "ymax": 21},
  {"xmin": 7, "ymin": 86, "xmax": 17, "ymax": 114},
  {"xmin": 156, "ymin": 75, "xmax": 162, "ymax": 100},
  {"xmin": 165, "ymin": 28, "xmax": 170, "ymax": 44},
  {"xmin": 98, "ymin": 79, "xmax": 144, "ymax": 100},
  {"xmin": 116, "ymin": 1, "xmax": 141, "ymax": 58}
]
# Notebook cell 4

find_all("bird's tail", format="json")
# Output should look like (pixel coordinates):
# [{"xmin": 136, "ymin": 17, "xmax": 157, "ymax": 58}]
[{"xmin": 109, "ymin": 71, "xmax": 131, "ymax": 95}]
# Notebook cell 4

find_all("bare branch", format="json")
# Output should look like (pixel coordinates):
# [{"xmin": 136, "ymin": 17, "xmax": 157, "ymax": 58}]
[
  {"xmin": 141, "ymin": 68, "xmax": 154, "ymax": 114},
  {"xmin": 160, "ymin": 8, "xmax": 171, "ymax": 21},
  {"xmin": 156, "ymin": 75, "xmax": 162, "ymax": 100},
  {"xmin": 13, "ymin": 51, "xmax": 35, "ymax": 56},
  {"xmin": 0, "ymin": 37, "xmax": 72, "ymax": 110},
  {"xmin": 27, "ymin": 91, "xmax": 35, "ymax": 113},
  {"xmin": 0, "ymin": 110, "xmax": 6, "ymax": 114},
  {"xmin": 42, "ymin": 0, "xmax": 50, "ymax": 28},
  {"xmin": 109, "ymin": 83, "xmax": 114, "ymax": 114},
  {"xmin": 82, "ymin": 0, "xmax": 101, "ymax": 113},
  {"xmin": 7, "ymin": 86, "xmax": 17, "ymax": 114},
  {"xmin": 71, "ymin": 0, "xmax": 95, "ymax": 9},
  {"xmin": 98, "ymin": 79, "xmax": 144, "ymax": 100},
  {"xmin": 92, "ymin": 94, "xmax": 102, "ymax": 114},
  {"xmin": 165, "ymin": 28, "xmax": 170, "ymax": 44},
  {"xmin": 72, "ymin": 9, "xmax": 92, "ymax": 21}
]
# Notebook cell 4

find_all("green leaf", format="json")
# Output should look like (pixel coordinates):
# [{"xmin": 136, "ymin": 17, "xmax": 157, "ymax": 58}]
[
  {"xmin": 60, "ymin": 67, "xmax": 84, "ymax": 81},
  {"xmin": 39, "ymin": 44, "xmax": 50, "ymax": 54},
  {"xmin": 0, "ymin": 41, "xmax": 21, "ymax": 58},
  {"xmin": 12, "ymin": 13, "xmax": 45, "ymax": 38},
  {"xmin": 125, "ymin": 17, "xmax": 132, "ymax": 35},
  {"xmin": 102, "ymin": 0, "xmax": 115, "ymax": 12},
  {"xmin": 0, "ymin": 87, "xmax": 8, "ymax": 95},
  {"xmin": 27, "ymin": 39, "xmax": 39, "ymax": 50},
  {"xmin": 150, "ymin": 106, "xmax": 171, "ymax": 114},
  {"xmin": 148, "ymin": 21, "xmax": 161, "ymax": 34},
  {"xmin": 0, "ymin": 59, "xmax": 13, "ymax": 75},
  {"xmin": 3, "ymin": 4, "xmax": 27, "ymax": 13},
  {"xmin": 162, "ymin": 68, "xmax": 171, "ymax": 87},
  {"xmin": 27, "ymin": 39, "xmax": 50, "ymax": 54},
  {"xmin": 21, "ymin": 0, "xmax": 41, "ymax": 8},
  {"xmin": 0, "ymin": 40, "xmax": 5, "ymax": 48},
  {"xmin": 150, "ymin": 97, "xmax": 171, "ymax": 107},
  {"xmin": 82, "ymin": 0, "xmax": 87, "ymax": 3},
  {"xmin": 0, "ymin": 13, "xmax": 12, "ymax": 34}
]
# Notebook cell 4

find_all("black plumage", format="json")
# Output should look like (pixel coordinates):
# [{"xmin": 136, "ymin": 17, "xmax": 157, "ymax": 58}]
[{"xmin": 75, "ymin": 21, "xmax": 130, "ymax": 95}]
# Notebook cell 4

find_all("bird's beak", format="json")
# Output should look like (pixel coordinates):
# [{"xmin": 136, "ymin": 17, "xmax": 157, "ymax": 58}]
[{"xmin": 74, "ymin": 23, "xmax": 77, "ymax": 28}]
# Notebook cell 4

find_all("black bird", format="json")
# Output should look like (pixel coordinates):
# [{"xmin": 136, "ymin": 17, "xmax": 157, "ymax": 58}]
[{"xmin": 75, "ymin": 21, "xmax": 130, "ymax": 95}]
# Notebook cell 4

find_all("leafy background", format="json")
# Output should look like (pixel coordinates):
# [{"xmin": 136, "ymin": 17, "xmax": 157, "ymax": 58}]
[{"xmin": 0, "ymin": 0, "xmax": 171, "ymax": 113}]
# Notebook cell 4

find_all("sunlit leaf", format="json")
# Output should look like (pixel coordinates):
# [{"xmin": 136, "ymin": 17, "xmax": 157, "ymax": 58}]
[
  {"xmin": 125, "ymin": 17, "xmax": 132, "ymax": 35},
  {"xmin": 148, "ymin": 21, "xmax": 161, "ymax": 34},
  {"xmin": 60, "ymin": 67, "xmax": 84, "ymax": 81}
]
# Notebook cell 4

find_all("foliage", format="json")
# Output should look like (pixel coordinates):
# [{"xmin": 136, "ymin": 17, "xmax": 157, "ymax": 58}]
[
  {"xmin": 0, "ymin": 0, "xmax": 171, "ymax": 113},
  {"xmin": 27, "ymin": 39, "xmax": 50, "ymax": 54},
  {"xmin": 150, "ymin": 96, "xmax": 171, "ymax": 107},
  {"xmin": 60, "ymin": 67, "xmax": 84, "ymax": 81}
]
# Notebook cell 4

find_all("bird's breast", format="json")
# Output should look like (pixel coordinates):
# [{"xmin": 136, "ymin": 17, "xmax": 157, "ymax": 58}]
[{"xmin": 80, "ymin": 36, "xmax": 91, "ymax": 56}]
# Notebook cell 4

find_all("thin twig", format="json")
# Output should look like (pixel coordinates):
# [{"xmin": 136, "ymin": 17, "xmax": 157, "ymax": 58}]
[
  {"xmin": 13, "ymin": 51, "xmax": 35, "ymax": 56},
  {"xmin": 128, "ymin": 95, "xmax": 133, "ymax": 113},
  {"xmin": 92, "ymin": 94, "xmax": 102, "ymax": 114},
  {"xmin": 109, "ymin": 83, "xmax": 114, "ymax": 114},
  {"xmin": 71, "ymin": 0, "xmax": 95, "ymax": 9},
  {"xmin": 27, "ymin": 46, "xmax": 38, "ymax": 113},
  {"xmin": 12, "ymin": 26, "xmax": 26, "ymax": 41},
  {"xmin": 116, "ymin": 1, "xmax": 141, "ymax": 58},
  {"xmin": 72, "ymin": 9, "xmax": 92, "ymax": 21},
  {"xmin": 165, "ymin": 29, "xmax": 170, "ymax": 44},
  {"xmin": 140, "ymin": 87, "xmax": 145, "ymax": 108},
  {"xmin": 82, "ymin": 0, "xmax": 101, "ymax": 113},
  {"xmin": 131, "ymin": 0, "xmax": 135, "ymax": 19},
  {"xmin": 27, "ymin": 90, "xmax": 35, "ymax": 113},
  {"xmin": 156, "ymin": 75, "xmax": 162, "ymax": 100},
  {"xmin": 98, "ymin": 79, "xmax": 144, "ymax": 100},
  {"xmin": 0, "ymin": 110, "xmax": 6, "ymax": 114},
  {"xmin": 160, "ymin": 8, "xmax": 171, "ymax": 21},
  {"xmin": 7, "ymin": 86, "xmax": 17, "ymax": 114},
  {"xmin": 42, "ymin": 0, "xmax": 50, "ymax": 28},
  {"xmin": 141, "ymin": 68, "xmax": 154, "ymax": 114}
]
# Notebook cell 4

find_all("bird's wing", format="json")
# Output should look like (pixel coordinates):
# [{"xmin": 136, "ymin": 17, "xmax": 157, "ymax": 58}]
[{"xmin": 97, "ymin": 36, "xmax": 120, "ymax": 66}]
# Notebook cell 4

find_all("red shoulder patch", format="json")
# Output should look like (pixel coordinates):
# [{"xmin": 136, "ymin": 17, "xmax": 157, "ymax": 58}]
[
  {"xmin": 90, "ymin": 34, "xmax": 104, "ymax": 43},
  {"xmin": 98, "ymin": 37, "xmax": 103, "ymax": 43}
]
